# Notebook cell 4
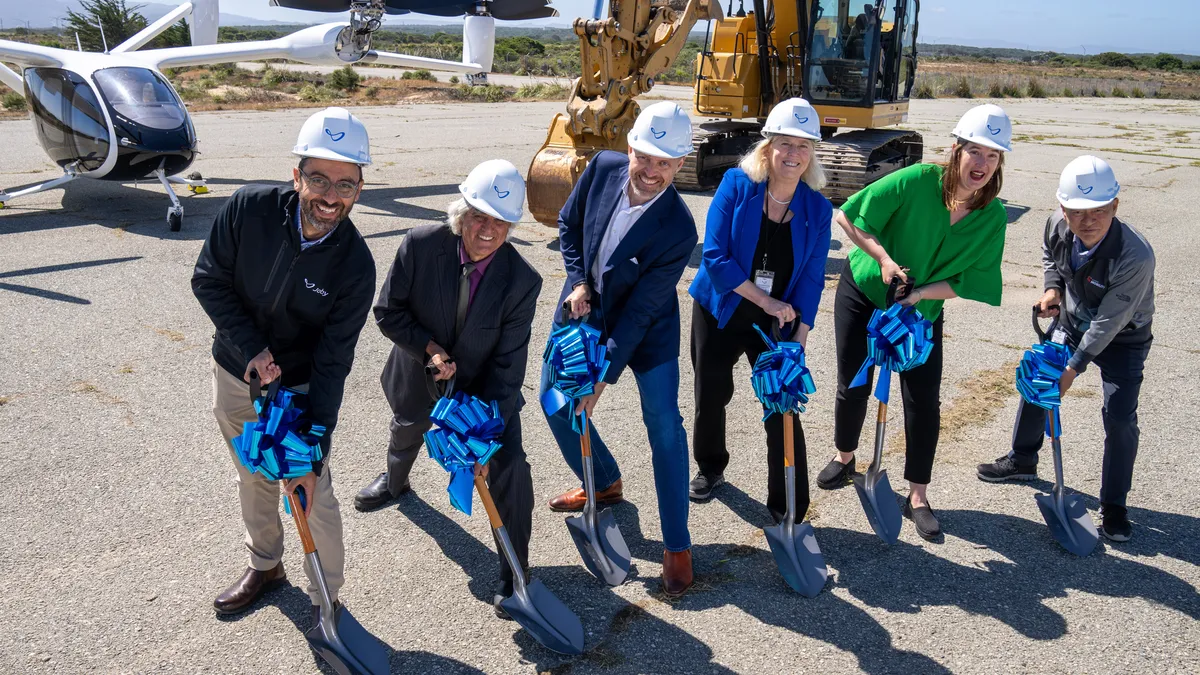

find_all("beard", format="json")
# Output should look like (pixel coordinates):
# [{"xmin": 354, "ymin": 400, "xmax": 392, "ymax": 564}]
[
  {"xmin": 300, "ymin": 195, "xmax": 349, "ymax": 236},
  {"xmin": 628, "ymin": 172, "xmax": 666, "ymax": 202}
]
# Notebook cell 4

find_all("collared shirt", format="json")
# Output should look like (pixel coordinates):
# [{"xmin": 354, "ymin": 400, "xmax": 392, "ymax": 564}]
[
  {"xmin": 590, "ymin": 180, "xmax": 665, "ymax": 293},
  {"xmin": 297, "ymin": 209, "xmax": 336, "ymax": 251},
  {"xmin": 459, "ymin": 240, "xmax": 497, "ymax": 307},
  {"xmin": 1070, "ymin": 230, "xmax": 1107, "ymax": 272}
]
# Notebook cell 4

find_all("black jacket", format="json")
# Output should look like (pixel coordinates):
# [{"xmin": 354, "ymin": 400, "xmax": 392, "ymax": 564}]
[
  {"xmin": 192, "ymin": 185, "xmax": 376, "ymax": 459},
  {"xmin": 374, "ymin": 223, "xmax": 542, "ymax": 426}
]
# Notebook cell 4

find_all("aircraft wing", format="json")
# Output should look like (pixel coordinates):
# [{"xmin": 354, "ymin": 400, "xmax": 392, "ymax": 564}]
[
  {"xmin": 270, "ymin": 0, "xmax": 558, "ymax": 20},
  {"xmin": 0, "ymin": 40, "xmax": 64, "ymax": 93},
  {"xmin": 360, "ymin": 50, "xmax": 483, "ymax": 73}
]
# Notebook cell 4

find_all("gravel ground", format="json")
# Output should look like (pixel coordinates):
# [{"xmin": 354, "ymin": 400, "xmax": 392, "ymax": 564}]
[{"xmin": 0, "ymin": 97, "xmax": 1197, "ymax": 674}]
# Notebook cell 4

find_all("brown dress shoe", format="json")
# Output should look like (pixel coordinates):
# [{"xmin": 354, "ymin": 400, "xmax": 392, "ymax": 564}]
[
  {"xmin": 213, "ymin": 563, "xmax": 286, "ymax": 615},
  {"xmin": 548, "ymin": 478, "xmax": 624, "ymax": 512},
  {"xmin": 662, "ymin": 549, "xmax": 693, "ymax": 598}
]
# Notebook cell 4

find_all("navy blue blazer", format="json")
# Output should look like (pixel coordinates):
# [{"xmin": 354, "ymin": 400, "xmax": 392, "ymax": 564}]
[
  {"xmin": 689, "ymin": 167, "xmax": 832, "ymax": 329},
  {"xmin": 555, "ymin": 150, "xmax": 698, "ymax": 384}
]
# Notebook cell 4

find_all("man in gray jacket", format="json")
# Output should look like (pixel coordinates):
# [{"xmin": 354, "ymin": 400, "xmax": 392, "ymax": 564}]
[{"xmin": 978, "ymin": 155, "xmax": 1154, "ymax": 542}]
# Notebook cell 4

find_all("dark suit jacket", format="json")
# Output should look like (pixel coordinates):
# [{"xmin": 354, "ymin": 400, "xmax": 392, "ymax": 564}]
[
  {"xmin": 374, "ymin": 223, "xmax": 543, "ymax": 425},
  {"xmin": 555, "ymin": 150, "xmax": 698, "ymax": 384}
]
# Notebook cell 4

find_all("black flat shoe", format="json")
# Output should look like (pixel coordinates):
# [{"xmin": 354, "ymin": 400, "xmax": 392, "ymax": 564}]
[
  {"xmin": 816, "ymin": 457, "xmax": 856, "ymax": 490},
  {"xmin": 354, "ymin": 472, "xmax": 406, "ymax": 511},
  {"xmin": 902, "ymin": 496, "xmax": 941, "ymax": 541}
]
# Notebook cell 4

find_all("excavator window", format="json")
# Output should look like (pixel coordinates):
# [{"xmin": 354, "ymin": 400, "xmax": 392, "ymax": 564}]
[{"xmin": 805, "ymin": 0, "xmax": 877, "ymax": 104}]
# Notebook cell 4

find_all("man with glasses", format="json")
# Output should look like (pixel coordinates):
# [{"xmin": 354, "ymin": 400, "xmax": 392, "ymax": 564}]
[{"xmin": 192, "ymin": 107, "xmax": 376, "ymax": 627}]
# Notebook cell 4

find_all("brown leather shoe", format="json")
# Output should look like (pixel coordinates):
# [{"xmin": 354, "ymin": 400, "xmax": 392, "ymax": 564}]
[
  {"xmin": 548, "ymin": 478, "xmax": 624, "ymax": 512},
  {"xmin": 662, "ymin": 549, "xmax": 693, "ymax": 598},
  {"xmin": 213, "ymin": 563, "xmax": 286, "ymax": 615}
]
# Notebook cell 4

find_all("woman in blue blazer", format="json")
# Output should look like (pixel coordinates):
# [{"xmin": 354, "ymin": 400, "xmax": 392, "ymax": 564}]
[{"xmin": 687, "ymin": 98, "xmax": 833, "ymax": 524}]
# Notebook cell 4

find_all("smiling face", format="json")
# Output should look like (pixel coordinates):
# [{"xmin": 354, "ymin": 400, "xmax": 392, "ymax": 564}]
[
  {"xmin": 955, "ymin": 141, "xmax": 1003, "ymax": 197},
  {"xmin": 460, "ymin": 206, "xmax": 512, "ymax": 261},
  {"xmin": 626, "ymin": 148, "xmax": 685, "ymax": 206},
  {"xmin": 292, "ymin": 157, "xmax": 363, "ymax": 237},
  {"xmin": 1063, "ymin": 198, "xmax": 1118, "ymax": 249},
  {"xmin": 768, "ymin": 135, "xmax": 813, "ymax": 185}
]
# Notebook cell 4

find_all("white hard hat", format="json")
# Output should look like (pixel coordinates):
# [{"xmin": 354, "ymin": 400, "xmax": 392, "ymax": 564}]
[
  {"xmin": 761, "ymin": 97, "xmax": 822, "ymax": 142},
  {"xmin": 459, "ymin": 159, "xmax": 525, "ymax": 223},
  {"xmin": 1057, "ymin": 155, "xmax": 1120, "ymax": 210},
  {"xmin": 292, "ymin": 107, "xmax": 372, "ymax": 166},
  {"xmin": 951, "ymin": 103, "xmax": 1012, "ymax": 153},
  {"xmin": 627, "ymin": 101, "xmax": 693, "ymax": 159}
]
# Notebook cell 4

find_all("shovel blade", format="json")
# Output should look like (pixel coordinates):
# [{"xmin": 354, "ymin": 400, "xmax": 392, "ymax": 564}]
[
  {"xmin": 565, "ymin": 508, "xmax": 630, "ymax": 586},
  {"xmin": 853, "ymin": 469, "xmax": 903, "ymax": 544},
  {"xmin": 305, "ymin": 604, "xmax": 390, "ymax": 675},
  {"xmin": 763, "ymin": 521, "xmax": 829, "ymax": 598},
  {"xmin": 501, "ymin": 578, "xmax": 585, "ymax": 655},
  {"xmin": 1035, "ymin": 491, "xmax": 1099, "ymax": 557}
]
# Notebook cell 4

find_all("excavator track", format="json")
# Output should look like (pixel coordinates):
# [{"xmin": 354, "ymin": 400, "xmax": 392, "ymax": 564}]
[{"xmin": 674, "ymin": 121, "xmax": 762, "ymax": 191}]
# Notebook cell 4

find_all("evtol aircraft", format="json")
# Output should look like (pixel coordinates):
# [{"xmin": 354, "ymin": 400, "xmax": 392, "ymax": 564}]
[{"xmin": 0, "ymin": 0, "xmax": 557, "ymax": 230}]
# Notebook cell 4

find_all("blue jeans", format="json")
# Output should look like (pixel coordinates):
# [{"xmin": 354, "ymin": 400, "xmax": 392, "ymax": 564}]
[{"xmin": 541, "ymin": 357, "xmax": 692, "ymax": 552}]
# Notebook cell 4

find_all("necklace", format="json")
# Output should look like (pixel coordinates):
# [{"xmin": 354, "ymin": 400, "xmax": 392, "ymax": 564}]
[{"xmin": 766, "ymin": 189, "xmax": 792, "ymax": 205}]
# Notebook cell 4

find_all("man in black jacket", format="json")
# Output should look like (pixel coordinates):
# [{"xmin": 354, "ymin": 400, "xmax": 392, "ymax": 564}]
[
  {"xmin": 979, "ymin": 155, "xmax": 1155, "ymax": 542},
  {"xmin": 356, "ymin": 159, "xmax": 542, "ymax": 618},
  {"xmin": 192, "ymin": 107, "xmax": 376, "ymax": 621}
]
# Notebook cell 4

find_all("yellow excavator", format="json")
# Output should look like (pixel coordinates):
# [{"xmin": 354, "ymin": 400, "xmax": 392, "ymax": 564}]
[{"xmin": 526, "ymin": 0, "xmax": 924, "ymax": 225}]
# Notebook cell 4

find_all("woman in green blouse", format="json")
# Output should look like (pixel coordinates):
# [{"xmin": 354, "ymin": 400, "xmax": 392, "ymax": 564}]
[{"xmin": 816, "ymin": 104, "xmax": 1014, "ymax": 540}]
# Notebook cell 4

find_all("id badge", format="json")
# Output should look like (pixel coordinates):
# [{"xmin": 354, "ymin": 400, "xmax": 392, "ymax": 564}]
[{"xmin": 754, "ymin": 270, "xmax": 774, "ymax": 294}]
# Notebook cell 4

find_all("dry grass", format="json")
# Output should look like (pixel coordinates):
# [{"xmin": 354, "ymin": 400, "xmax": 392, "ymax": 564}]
[
  {"xmin": 0, "ymin": 395, "xmax": 9, "ymax": 406},
  {"xmin": 940, "ymin": 362, "xmax": 1019, "ymax": 442},
  {"xmin": 916, "ymin": 61, "xmax": 1200, "ymax": 99},
  {"xmin": 153, "ymin": 327, "xmax": 186, "ymax": 342}
]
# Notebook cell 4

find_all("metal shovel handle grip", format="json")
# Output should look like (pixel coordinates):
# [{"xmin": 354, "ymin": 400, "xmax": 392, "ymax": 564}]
[
  {"xmin": 248, "ymin": 369, "xmax": 281, "ymax": 409},
  {"xmin": 1032, "ymin": 304, "xmax": 1061, "ymax": 343},
  {"xmin": 884, "ymin": 274, "xmax": 914, "ymax": 308},
  {"xmin": 562, "ymin": 299, "xmax": 590, "ymax": 323}
]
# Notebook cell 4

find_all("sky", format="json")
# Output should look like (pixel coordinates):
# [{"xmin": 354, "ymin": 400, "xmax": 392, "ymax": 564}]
[{"xmin": 141, "ymin": 0, "xmax": 1196, "ymax": 56}]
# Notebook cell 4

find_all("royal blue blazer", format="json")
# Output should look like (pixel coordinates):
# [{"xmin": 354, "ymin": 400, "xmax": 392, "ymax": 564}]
[{"xmin": 689, "ymin": 167, "xmax": 833, "ymax": 329}]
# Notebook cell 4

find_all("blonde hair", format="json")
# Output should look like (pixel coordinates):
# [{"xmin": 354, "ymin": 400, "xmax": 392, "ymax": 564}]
[{"xmin": 738, "ymin": 135, "xmax": 827, "ymax": 191}]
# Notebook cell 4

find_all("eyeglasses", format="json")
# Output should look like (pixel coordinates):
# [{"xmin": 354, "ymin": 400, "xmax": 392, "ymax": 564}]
[{"xmin": 299, "ymin": 167, "xmax": 360, "ymax": 199}]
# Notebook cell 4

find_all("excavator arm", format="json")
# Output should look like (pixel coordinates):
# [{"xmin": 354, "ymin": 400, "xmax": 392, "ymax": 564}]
[{"xmin": 526, "ymin": 0, "xmax": 722, "ymax": 225}]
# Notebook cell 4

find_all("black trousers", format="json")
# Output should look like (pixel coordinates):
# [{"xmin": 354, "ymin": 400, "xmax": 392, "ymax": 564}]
[
  {"xmin": 388, "ymin": 412, "xmax": 534, "ymax": 586},
  {"xmin": 1011, "ymin": 332, "xmax": 1151, "ymax": 507},
  {"xmin": 833, "ymin": 267, "xmax": 944, "ymax": 485},
  {"xmin": 691, "ymin": 300, "xmax": 809, "ymax": 524}
]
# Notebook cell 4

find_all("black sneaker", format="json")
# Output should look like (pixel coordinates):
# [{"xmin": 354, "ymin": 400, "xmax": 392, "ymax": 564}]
[
  {"xmin": 976, "ymin": 455, "xmax": 1038, "ymax": 482},
  {"xmin": 688, "ymin": 472, "xmax": 725, "ymax": 501},
  {"xmin": 1100, "ymin": 503, "xmax": 1132, "ymax": 542},
  {"xmin": 902, "ymin": 496, "xmax": 941, "ymax": 541},
  {"xmin": 816, "ymin": 457, "xmax": 856, "ymax": 490},
  {"xmin": 493, "ymin": 579, "xmax": 516, "ymax": 620}
]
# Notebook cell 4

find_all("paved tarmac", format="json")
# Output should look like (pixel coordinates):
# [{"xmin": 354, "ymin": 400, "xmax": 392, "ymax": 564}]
[{"xmin": 0, "ymin": 97, "xmax": 1198, "ymax": 674}]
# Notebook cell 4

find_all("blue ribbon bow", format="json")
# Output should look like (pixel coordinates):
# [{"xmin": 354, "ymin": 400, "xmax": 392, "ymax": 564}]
[
  {"xmin": 423, "ymin": 392, "xmax": 505, "ymax": 515},
  {"xmin": 1015, "ymin": 340, "xmax": 1072, "ymax": 435},
  {"xmin": 750, "ymin": 324, "xmax": 817, "ymax": 419},
  {"xmin": 541, "ymin": 321, "xmax": 611, "ymax": 433},
  {"xmin": 232, "ymin": 388, "xmax": 325, "ymax": 514},
  {"xmin": 849, "ymin": 304, "xmax": 935, "ymax": 404}
]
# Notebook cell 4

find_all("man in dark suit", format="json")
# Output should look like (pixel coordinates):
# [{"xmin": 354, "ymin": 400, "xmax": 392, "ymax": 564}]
[
  {"xmin": 543, "ymin": 102, "xmax": 700, "ymax": 596},
  {"xmin": 356, "ymin": 159, "xmax": 543, "ymax": 617}
]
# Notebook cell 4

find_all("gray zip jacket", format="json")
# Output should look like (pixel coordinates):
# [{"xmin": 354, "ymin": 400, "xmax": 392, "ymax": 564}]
[{"xmin": 1043, "ymin": 208, "xmax": 1155, "ymax": 372}]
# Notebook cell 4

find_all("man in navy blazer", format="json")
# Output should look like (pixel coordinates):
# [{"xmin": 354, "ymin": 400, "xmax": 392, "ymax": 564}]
[{"xmin": 542, "ymin": 102, "xmax": 699, "ymax": 596}]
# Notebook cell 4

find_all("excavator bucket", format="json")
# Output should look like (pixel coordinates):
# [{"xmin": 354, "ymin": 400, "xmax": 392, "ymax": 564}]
[{"xmin": 526, "ymin": 114, "xmax": 617, "ymax": 226}]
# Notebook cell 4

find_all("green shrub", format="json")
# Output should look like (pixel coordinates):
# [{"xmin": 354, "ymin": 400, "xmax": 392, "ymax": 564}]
[
  {"xmin": 1027, "ymin": 78, "xmax": 1047, "ymax": 98},
  {"xmin": 329, "ymin": 65, "xmax": 361, "ymax": 91},
  {"xmin": 261, "ymin": 66, "xmax": 284, "ymax": 88},
  {"xmin": 1061, "ymin": 87, "xmax": 1075, "ymax": 97},
  {"xmin": 1111, "ymin": 86, "xmax": 1127, "ymax": 98},
  {"xmin": 400, "ymin": 69, "xmax": 436, "ymax": 81},
  {"xmin": 1001, "ymin": 83, "xmax": 1022, "ymax": 97},
  {"xmin": 449, "ymin": 84, "xmax": 513, "ymax": 103},
  {"xmin": 516, "ymin": 82, "xmax": 569, "ymax": 99},
  {"xmin": 951, "ymin": 77, "xmax": 973, "ymax": 98},
  {"xmin": 987, "ymin": 82, "xmax": 1004, "ymax": 98},
  {"xmin": 913, "ymin": 82, "xmax": 934, "ymax": 99},
  {"xmin": 2, "ymin": 91, "xmax": 24, "ymax": 111},
  {"xmin": 363, "ymin": 85, "xmax": 379, "ymax": 99},
  {"xmin": 449, "ymin": 75, "xmax": 460, "ymax": 84},
  {"xmin": 298, "ymin": 84, "xmax": 336, "ymax": 102},
  {"xmin": 1131, "ymin": 86, "xmax": 1145, "ymax": 98}
]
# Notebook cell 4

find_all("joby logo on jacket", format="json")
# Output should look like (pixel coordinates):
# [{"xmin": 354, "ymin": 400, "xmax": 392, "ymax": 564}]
[{"xmin": 305, "ymin": 278, "xmax": 329, "ymax": 296}]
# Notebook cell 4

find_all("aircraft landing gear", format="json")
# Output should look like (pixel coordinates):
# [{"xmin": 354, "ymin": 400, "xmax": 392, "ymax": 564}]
[
  {"xmin": 0, "ymin": 170, "xmax": 80, "ymax": 210},
  {"xmin": 155, "ymin": 167, "xmax": 188, "ymax": 231}
]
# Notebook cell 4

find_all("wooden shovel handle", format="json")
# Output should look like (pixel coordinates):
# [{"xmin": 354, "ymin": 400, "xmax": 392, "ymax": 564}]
[
  {"xmin": 579, "ymin": 413, "xmax": 592, "ymax": 459},
  {"xmin": 287, "ymin": 491, "xmax": 317, "ymax": 555},
  {"xmin": 475, "ymin": 474, "xmax": 504, "ymax": 530},
  {"xmin": 783, "ymin": 412, "xmax": 795, "ymax": 468}
]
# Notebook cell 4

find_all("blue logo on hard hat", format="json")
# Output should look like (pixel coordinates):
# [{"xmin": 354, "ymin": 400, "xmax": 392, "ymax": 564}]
[
  {"xmin": 494, "ymin": 185, "xmax": 510, "ymax": 199},
  {"xmin": 1078, "ymin": 184, "xmax": 1094, "ymax": 195},
  {"xmin": 325, "ymin": 128, "xmax": 345, "ymax": 142},
  {"xmin": 794, "ymin": 113, "xmax": 809, "ymax": 124},
  {"xmin": 650, "ymin": 127, "xmax": 667, "ymax": 140},
  {"xmin": 987, "ymin": 124, "xmax": 1002, "ymax": 136}
]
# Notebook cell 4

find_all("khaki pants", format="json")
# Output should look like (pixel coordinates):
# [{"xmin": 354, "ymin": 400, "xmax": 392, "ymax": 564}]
[{"xmin": 211, "ymin": 360, "xmax": 344, "ymax": 606}]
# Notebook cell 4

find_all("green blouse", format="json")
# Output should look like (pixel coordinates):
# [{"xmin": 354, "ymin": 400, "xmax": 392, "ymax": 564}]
[{"xmin": 841, "ymin": 163, "xmax": 1007, "ymax": 320}]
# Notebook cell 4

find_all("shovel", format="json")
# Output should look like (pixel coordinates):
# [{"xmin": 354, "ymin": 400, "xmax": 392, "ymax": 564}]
[
  {"xmin": 286, "ymin": 489, "xmax": 389, "ymax": 675},
  {"xmin": 475, "ymin": 474, "xmax": 584, "ymax": 655},
  {"xmin": 763, "ymin": 412, "xmax": 828, "ymax": 597},
  {"xmin": 850, "ymin": 277, "xmax": 909, "ymax": 545},
  {"xmin": 1030, "ymin": 307, "xmax": 1099, "ymax": 557},
  {"xmin": 565, "ymin": 412, "xmax": 631, "ymax": 586}
]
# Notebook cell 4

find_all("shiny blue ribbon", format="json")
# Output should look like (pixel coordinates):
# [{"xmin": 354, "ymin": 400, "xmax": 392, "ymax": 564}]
[
  {"xmin": 1015, "ymin": 340, "xmax": 1072, "ymax": 435},
  {"xmin": 423, "ymin": 392, "xmax": 505, "ymax": 515},
  {"xmin": 232, "ymin": 388, "xmax": 325, "ymax": 514},
  {"xmin": 540, "ymin": 321, "xmax": 611, "ymax": 433},
  {"xmin": 849, "ymin": 304, "xmax": 935, "ymax": 404},
  {"xmin": 750, "ymin": 324, "xmax": 816, "ymax": 419}
]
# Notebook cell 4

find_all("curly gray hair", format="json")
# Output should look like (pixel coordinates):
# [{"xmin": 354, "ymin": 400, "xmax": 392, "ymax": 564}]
[{"xmin": 447, "ymin": 197, "xmax": 518, "ymax": 235}]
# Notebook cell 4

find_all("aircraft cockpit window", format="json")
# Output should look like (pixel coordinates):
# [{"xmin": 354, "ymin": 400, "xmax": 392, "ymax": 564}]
[
  {"xmin": 93, "ymin": 67, "xmax": 188, "ymax": 130},
  {"xmin": 23, "ymin": 68, "xmax": 111, "ymax": 172}
]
